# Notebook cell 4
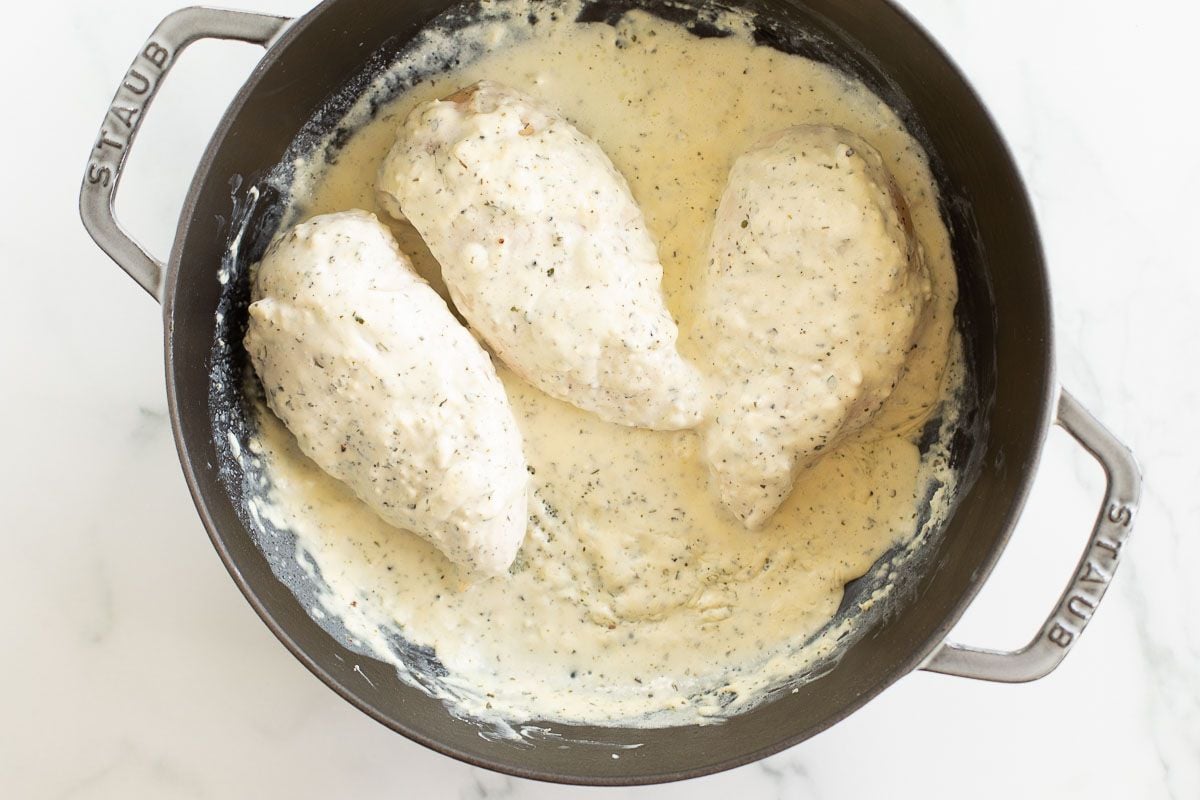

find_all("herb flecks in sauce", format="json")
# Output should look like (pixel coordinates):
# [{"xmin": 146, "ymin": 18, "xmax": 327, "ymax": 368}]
[{"xmin": 249, "ymin": 0, "xmax": 963, "ymax": 729}]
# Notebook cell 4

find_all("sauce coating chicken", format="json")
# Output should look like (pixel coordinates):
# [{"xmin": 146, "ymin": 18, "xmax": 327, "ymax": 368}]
[
  {"xmin": 377, "ymin": 81, "xmax": 704, "ymax": 430},
  {"xmin": 244, "ymin": 210, "xmax": 529, "ymax": 575},
  {"xmin": 697, "ymin": 126, "xmax": 932, "ymax": 528}
]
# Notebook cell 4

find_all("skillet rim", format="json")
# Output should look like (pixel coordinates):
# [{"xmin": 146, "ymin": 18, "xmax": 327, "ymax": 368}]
[{"xmin": 162, "ymin": 0, "xmax": 1056, "ymax": 784}]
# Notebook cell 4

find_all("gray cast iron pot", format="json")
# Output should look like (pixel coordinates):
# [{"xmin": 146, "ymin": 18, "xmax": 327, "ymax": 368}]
[{"xmin": 79, "ymin": 0, "xmax": 1142, "ymax": 785}]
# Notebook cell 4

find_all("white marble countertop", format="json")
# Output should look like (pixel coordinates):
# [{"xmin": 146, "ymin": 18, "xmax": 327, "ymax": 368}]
[{"xmin": 3, "ymin": 0, "xmax": 1197, "ymax": 796}]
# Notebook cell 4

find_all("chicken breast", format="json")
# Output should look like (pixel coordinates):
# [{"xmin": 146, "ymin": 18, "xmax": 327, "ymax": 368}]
[
  {"xmin": 696, "ymin": 126, "xmax": 932, "ymax": 528},
  {"xmin": 244, "ymin": 210, "xmax": 529, "ymax": 575},
  {"xmin": 377, "ymin": 81, "xmax": 704, "ymax": 430}
]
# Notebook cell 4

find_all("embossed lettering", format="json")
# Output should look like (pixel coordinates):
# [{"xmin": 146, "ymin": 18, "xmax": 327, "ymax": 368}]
[
  {"xmin": 1080, "ymin": 560, "xmax": 1109, "ymax": 584},
  {"xmin": 1067, "ymin": 594, "xmax": 1095, "ymax": 621},
  {"xmin": 95, "ymin": 130, "xmax": 122, "ymax": 152},
  {"xmin": 87, "ymin": 163, "xmax": 112, "ymax": 187},
  {"xmin": 143, "ymin": 42, "xmax": 170, "ymax": 69},
  {"xmin": 110, "ymin": 105, "xmax": 139, "ymax": 129},
  {"xmin": 1106, "ymin": 502, "xmax": 1133, "ymax": 527},
  {"xmin": 1047, "ymin": 624, "xmax": 1074, "ymax": 648},
  {"xmin": 123, "ymin": 69, "xmax": 151, "ymax": 95},
  {"xmin": 1095, "ymin": 536, "xmax": 1123, "ymax": 559}
]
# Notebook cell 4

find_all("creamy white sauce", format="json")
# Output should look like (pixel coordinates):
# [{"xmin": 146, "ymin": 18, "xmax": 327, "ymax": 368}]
[
  {"xmin": 246, "ymin": 0, "xmax": 964, "ymax": 728},
  {"xmin": 245, "ymin": 211, "xmax": 528, "ymax": 575},
  {"xmin": 378, "ymin": 80, "xmax": 705, "ymax": 430}
]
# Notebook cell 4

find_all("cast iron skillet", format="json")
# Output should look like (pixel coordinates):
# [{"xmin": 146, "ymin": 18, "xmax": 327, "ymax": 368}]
[{"xmin": 79, "ymin": 0, "xmax": 1141, "ymax": 785}]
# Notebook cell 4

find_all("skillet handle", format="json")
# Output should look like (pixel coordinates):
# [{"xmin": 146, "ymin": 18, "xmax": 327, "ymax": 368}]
[
  {"xmin": 78, "ymin": 7, "xmax": 290, "ymax": 302},
  {"xmin": 921, "ymin": 389, "xmax": 1141, "ymax": 682}
]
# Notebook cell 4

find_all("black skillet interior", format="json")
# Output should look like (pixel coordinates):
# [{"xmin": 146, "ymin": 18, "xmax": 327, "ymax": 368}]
[{"xmin": 172, "ymin": 0, "xmax": 1050, "ymax": 784}]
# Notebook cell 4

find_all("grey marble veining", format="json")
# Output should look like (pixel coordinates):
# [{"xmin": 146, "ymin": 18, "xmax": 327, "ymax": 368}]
[{"xmin": 3, "ymin": 0, "xmax": 1196, "ymax": 796}]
